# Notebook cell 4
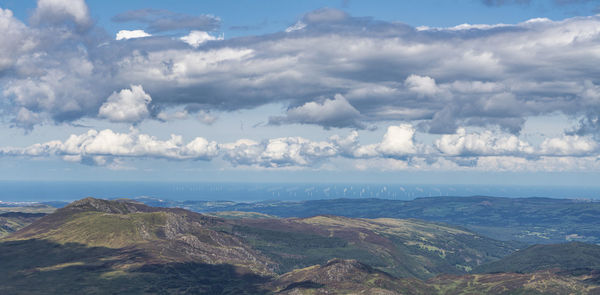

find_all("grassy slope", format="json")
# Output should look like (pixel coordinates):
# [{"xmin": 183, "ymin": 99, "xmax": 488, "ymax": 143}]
[{"xmin": 475, "ymin": 242, "xmax": 600, "ymax": 274}]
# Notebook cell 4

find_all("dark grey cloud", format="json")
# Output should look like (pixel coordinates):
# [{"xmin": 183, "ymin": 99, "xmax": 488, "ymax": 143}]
[{"xmin": 111, "ymin": 9, "xmax": 220, "ymax": 33}]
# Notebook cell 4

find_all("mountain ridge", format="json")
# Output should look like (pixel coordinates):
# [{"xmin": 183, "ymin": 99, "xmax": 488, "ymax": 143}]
[{"xmin": 3, "ymin": 197, "xmax": 600, "ymax": 294}]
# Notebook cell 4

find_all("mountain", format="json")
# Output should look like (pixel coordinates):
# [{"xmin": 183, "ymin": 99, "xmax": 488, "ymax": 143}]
[
  {"xmin": 137, "ymin": 196, "xmax": 600, "ymax": 244},
  {"xmin": 4, "ymin": 198, "xmax": 518, "ymax": 278},
  {"xmin": 1, "ymin": 198, "xmax": 277, "ymax": 294},
  {"xmin": 7, "ymin": 198, "xmax": 275, "ymax": 273},
  {"xmin": 2, "ymin": 197, "xmax": 600, "ymax": 294}
]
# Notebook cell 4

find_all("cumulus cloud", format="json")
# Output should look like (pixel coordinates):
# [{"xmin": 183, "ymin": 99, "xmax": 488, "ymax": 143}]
[
  {"xmin": 269, "ymin": 94, "xmax": 364, "ymax": 129},
  {"xmin": 540, "ymin": 135, "xmax": 598, "ymax": 156},
  {"xmin": 435, "ymin": 128, "xmax": 534, "ymax": 156},
  {"xmin": 222, "ymin": 137, "xmax": 337, "ymax": 168},
  {"xmin": 30, "ymin": 0, "xmax": 92, "ymax": 29},
  {"xmin": 377, "ymin": 125, "xmax": 418, "ymax": 157},
  {"xmin": 115, "ymin": 29, "xmax": 151, "ymax": 40},
  {"xmin": 1, "ymin": 129, "xmax": 219, "ymax": 165},
  {"xmin": 0, "ymin": 8, "xmax": 34, "ymax": 73},
  {"xmin": 2, "ymin": 124, "xmax": 600, "ymax": 171},
  {"xmin": 405, "ymin": 75, "xmax": 440, "ymax": 97},
  {"xmin": 98, "ymin": 85, "xmax": 152, "ymax": 124}
]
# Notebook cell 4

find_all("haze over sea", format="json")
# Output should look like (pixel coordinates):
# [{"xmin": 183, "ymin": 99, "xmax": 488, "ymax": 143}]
[{"xmin": 1, "ymin": 181, "xmax": 599, "ymax": 202}]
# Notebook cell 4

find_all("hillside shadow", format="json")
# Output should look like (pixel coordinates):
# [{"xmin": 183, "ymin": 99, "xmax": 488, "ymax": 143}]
[
  {"xmin": 0, "ymin": 239, "xmax": 272, "ymax": 294},
  {"xmin": 280, "ymin": 281, "xmax": 325, "ymax": 292}
]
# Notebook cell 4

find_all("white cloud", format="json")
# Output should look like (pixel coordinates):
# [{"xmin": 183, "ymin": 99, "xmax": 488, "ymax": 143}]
[
  {"xmin": 115, "ymin": 30, "xmax": 151, "ymax": 40},
  {"xmin": 2, "ymin": 128, "xmax": 219, "ymax": 165},
  {"xmin": 222, "ymin": 137, "xmax": 337, "ymax": 168},
  {"xmin": 405, "ymin": 75, "xmax": 439, "ymax": 97},
  {"xmin": 435, "ymin": 128, "xmax": 534, "ymax": 156},
  {"xmin": 377, "ymin": 125, "xmax": 417, "ymax": 157},
  {"xmin": 31, "ymin": 0, "xmax": 91, "ymax": 28},
  {"xmin": 2, "ymin": 124, "xmax": 600, "ymax": 171},
  {"xmin": 540, "ymin": 135, "xmax": 598, "ymax": 156},
  {"xmin": 180, "ymin": 31, "xmax": 223, "ymax": 48},
  {"xmin": 0, "ymin": 8, "xmax": 34, "ymax": 72},
  {"xmin": 98, "ymin": 85, "xmax": 152, "ymax": 124}
]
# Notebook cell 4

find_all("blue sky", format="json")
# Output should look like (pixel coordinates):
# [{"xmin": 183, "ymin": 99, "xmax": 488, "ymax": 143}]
[
  {"xmin": 4, "ymin": 0, "xmax": 600, "ymax": 37},
  {"xmin": 1, "ymin": 0, "xmax": 600, "ymax": 186}
]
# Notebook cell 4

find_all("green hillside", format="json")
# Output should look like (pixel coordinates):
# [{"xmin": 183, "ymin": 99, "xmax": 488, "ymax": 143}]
[{"xmin": 475, "ymin": 242, "xmax": 600, "ymax": 274}]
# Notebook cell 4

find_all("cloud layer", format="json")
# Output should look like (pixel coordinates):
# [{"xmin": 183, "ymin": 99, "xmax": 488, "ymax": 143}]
[
  {"xmin": 3, "ymin": 125, "xmax": 599, "ymax": 172},
  {"xmin": 2, "ymin": 3, "xmax": 600, "ymax": 136},
  {"xmin": 2, "ymin": 1, "xmax": 600, "ymax": 172}
]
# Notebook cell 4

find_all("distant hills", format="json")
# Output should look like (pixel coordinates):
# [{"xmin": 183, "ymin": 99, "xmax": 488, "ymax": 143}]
[
  {"xmin": 132, "ymin": 196, "xmax": 600, "ymax": 244},
  {"xmin": 2, "ymin": 197, "xmax": 600, "ymax": 294}
]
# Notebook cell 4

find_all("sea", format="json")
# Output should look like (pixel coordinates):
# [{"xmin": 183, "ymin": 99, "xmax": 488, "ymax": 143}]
[{"xmin": 1, "ymin": 181, "xmax": 600, "ymax": 202}]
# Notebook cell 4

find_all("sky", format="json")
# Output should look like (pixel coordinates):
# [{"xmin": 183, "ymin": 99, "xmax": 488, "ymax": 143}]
[{"xmin": 1, "ymin": 0, "xmax": 600, "ymax": 186}]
